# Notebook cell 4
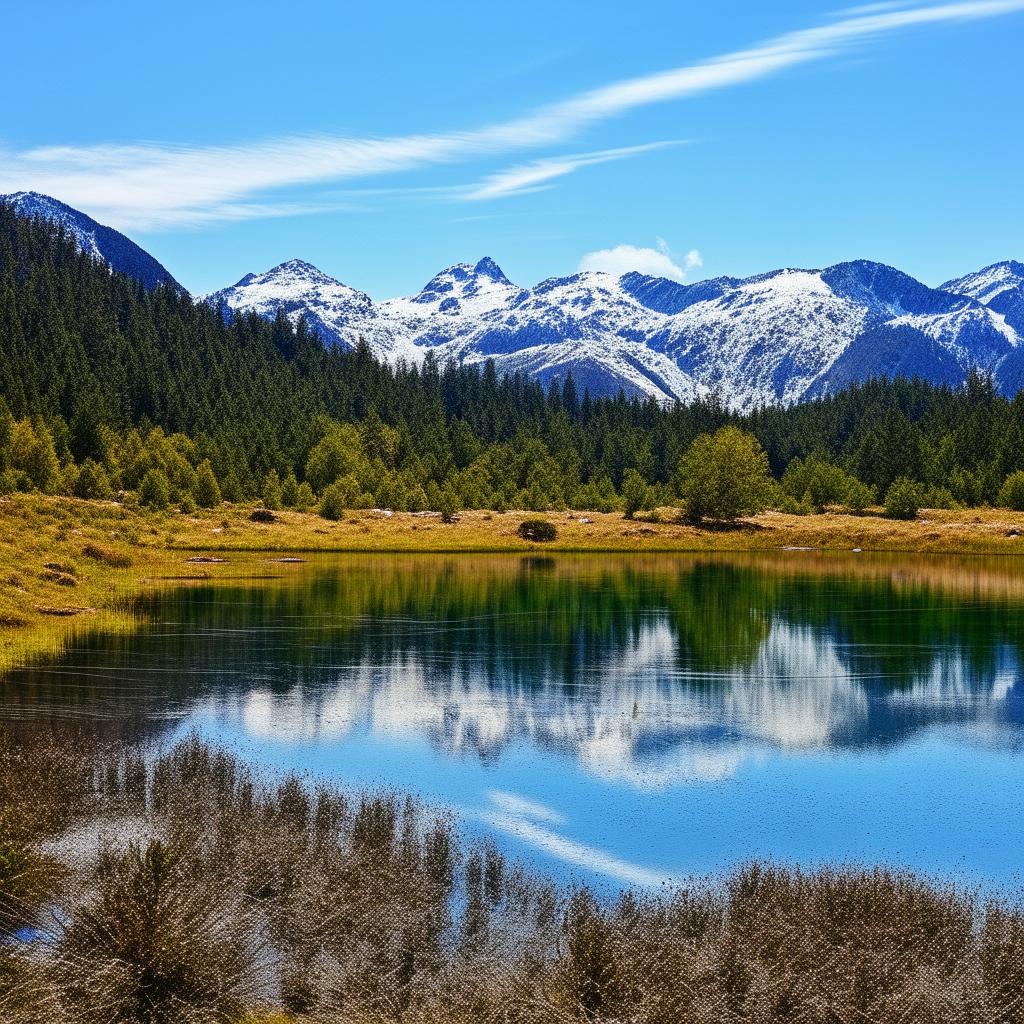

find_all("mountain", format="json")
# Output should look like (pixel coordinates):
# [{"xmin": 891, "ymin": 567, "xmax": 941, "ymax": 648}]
[
  {"xmin": 942, "ymin": 260, "xmax": 1024, "ymax": 335},
  {"xmin": 210, "ymin": 254, "xmax": 1022, "ymax": 410},
  {"xmin": 7, "ymin": 194, "xmax": 1018, "ymax": 409},
  {"xmin": 0, "ymin": 192, "xmax": 182, "ymax": 291},
  {"xmin": 203, "ymin": 259, "xmax": 417, "ymax": 363}
]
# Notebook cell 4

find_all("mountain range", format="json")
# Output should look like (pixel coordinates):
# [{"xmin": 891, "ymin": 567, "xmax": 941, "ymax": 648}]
[{"xmin": 7, "ymin": 191, "xmax": 1024, "ymax": 410}]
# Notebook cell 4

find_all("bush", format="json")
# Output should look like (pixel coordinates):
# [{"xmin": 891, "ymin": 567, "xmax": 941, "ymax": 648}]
[
  {"xmin": 884, "ymin": 477, "xmax": 924, "ymax": 520},
  {"xmin": 677, "ymin": 427, "xmax": 774, "ymax": 522},
  {"xmin": 138, "ymin": 468, "xmax": 171, "ymax": 510},
  {"xmin": 844, "ymin": 479, "xmax": 877, "ymax": 515},
  {"xmin": 438, "ymin": 486, "xmax": 461, "ymax": 524},
  {"xmin": 517, "ymin": 519, "xmax": 558, "ymax": 542},
  {"xmin": 60, "ymin": 840, "xmax": 249, "ymax": 1023},
  {"xmin": 73, "ymin": 458, "xmax": 114, "ymax": 501},
  {"xmin": 281, "ymin": 471, "xmax": 300, "ymax": 508},
  {"xmin": 998, "ymin": 470, "xmax": 1024, "ymax": 511},
  {"xmin": 250, "ymin": 508, "xmax": 276, "ymax": 523},
  {"xmin": 570, "ymin": 477, "xmax": 621, "ymax": 514},
  {"xmin": 293, "ymin": 482, "xmax": 315, "ymax": 511},
  {"xmin": 782, "ymin": 453, "xmax": 872, "ymax": 514},
  {"xmin": 621, "ymin": 469, "xmax": 650, "ymax": 520},
  {"xmin": 319, "ymin": 481, "xmax": 346, "ymax": 521}
]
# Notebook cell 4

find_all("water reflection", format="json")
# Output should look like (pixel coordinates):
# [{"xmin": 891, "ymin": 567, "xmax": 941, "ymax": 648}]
[
  {"xmin": 4, "ymin": 553, "xmax": 1024, "ymax": 886},
  {"xmin": 4, "ymin": 555, "xmax": 1023, "ymax": 779}
]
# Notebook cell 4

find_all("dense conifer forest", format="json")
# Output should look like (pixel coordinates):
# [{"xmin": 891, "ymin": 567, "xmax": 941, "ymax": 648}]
[{"xmin": 2, "ymin": 203, "xmax": 1024, "ymax": 517}]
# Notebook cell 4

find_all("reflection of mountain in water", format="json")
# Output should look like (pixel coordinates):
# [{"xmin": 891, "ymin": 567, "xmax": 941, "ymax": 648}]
[
  {"xmin": 4, "ymin": 556, "xmax": 1024, "ymax": 787},
  {"xmin": 210, "ymin": 617, "xmax": 1024, "ymax": 788}
]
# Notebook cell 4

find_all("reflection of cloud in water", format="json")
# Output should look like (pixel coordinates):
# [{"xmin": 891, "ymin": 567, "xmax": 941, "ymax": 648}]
[{"xmin": 213, "ymin": 617, "xmax": 1022, "ymax": 790}]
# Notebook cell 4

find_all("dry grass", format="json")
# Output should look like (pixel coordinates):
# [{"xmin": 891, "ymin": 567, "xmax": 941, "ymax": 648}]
[{"xmin": 1, "ymin": 727, "xmax": 1022, "ymax": 1023}]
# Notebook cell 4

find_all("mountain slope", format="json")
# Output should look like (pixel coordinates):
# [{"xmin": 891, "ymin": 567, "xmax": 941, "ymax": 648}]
[
  {"xmin": 943, "ymin": 260, "xmax": 1024, "ymax": 335},
  {"xmin": 15, "ymin": 194, "xmax": 1016, "ymax": 409},
  {"xmin": 212, "ymin": 254, "xmax": 1020, "ymax": 409},
  {"xmin": 204, "ymin": 260, "xmax": 419, "ymax": 363},
  {"xmin": 0, "ymin": 192, "xmax": 182, "ymax": 291}
]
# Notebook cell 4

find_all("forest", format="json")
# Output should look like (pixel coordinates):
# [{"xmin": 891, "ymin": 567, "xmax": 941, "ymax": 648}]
[{"xmin": 3, "ymin": 202, "xmax": 1024, "ymax": 520}]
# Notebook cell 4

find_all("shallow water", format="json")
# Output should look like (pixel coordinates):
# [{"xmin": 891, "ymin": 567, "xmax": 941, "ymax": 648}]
[{"xmin": 3, "ymin": 552, "xmax": 1024, "ymax": 891}]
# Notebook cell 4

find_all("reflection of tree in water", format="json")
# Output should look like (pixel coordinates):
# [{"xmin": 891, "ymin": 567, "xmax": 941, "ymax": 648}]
[{"xmin": 3, "ymin": 556, "xmax": 1024, "ymax": 773}]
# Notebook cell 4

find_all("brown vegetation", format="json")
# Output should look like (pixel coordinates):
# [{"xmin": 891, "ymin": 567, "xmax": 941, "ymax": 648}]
[{"xmin": 1, "ymin": 726, "xmax": 1023, "ymax": 1023}]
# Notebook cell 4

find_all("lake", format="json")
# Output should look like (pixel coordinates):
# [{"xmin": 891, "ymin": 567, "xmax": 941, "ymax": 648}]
[{"xmin": 3, "ymin": 552, "xmax": 1023, "ymax": 892}]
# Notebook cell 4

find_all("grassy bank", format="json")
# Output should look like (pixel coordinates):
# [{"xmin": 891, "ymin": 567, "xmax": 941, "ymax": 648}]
[
  {"xmin": 2, "ymin": 726, "xmax": 1022, "ymax": 1024},
  {"xmin": 4, "ymin": 491, "xmax": 1024, "ymax": 672}
]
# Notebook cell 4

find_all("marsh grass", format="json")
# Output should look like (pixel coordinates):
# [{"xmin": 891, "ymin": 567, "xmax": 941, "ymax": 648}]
[{"xmin": 1, "ymin": 726, "xmax": 1023, "ymax": 1023}]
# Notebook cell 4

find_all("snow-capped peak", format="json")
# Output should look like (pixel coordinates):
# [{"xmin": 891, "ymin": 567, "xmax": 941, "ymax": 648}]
[
  {"xmin": 942, "ymin": 260, "xmax": 1024, "ymax": 306},
  {"xmin": 204, "ymin": 260, "xmax": 420, "ymax": 364}
]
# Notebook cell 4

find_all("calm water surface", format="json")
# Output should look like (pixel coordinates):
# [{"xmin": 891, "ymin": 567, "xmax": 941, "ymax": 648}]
[{"xmin": 3, "ymin": 552, "xmax": 1024, "ymax": 891}]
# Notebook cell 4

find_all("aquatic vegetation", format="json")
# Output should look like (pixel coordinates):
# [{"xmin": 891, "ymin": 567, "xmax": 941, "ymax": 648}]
[{"xmin": 1, "ymin": 726, "xmax": 1023, "ymax": 1023}]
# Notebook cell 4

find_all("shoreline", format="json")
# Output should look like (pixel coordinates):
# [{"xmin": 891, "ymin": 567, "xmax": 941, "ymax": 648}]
[{"xmin": 3, "ymin": 492, "xmax": 1024, "ymax": 672}]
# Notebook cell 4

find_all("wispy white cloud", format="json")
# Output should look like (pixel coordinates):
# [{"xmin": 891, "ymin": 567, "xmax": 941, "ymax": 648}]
[
  {"xmin": 2, "ymin": 1, "xmax": 1021, "ymax": 229},
  {"xmin": 461, "ymin": 142, "xmax": 681, "ymax": 201},
  {"xmin": 580, "ymin": 239, "xmax": 703, "ymax": 282},
  {"xmin": 486, "ymin": 790, "xmax": 565, "ymax": 824},
  {"xmin": 481, "ymin": 810, "xmax": 673, "ymax": 888}
]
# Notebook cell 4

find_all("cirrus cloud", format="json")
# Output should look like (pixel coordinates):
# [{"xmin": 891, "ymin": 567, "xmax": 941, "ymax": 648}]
[{"xmin": 1, "ymin": 1, "xmax": 1022, "ymax": 229}]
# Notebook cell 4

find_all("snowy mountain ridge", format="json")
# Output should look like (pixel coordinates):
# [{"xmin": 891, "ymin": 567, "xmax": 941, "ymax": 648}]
[
  {"xmin": 6, "ymin": 191, "xmax": 1022, "ymax": 409},
  {"xmin": 208, "ymin": 254, "xmax": 1024, "ymax": 409}
]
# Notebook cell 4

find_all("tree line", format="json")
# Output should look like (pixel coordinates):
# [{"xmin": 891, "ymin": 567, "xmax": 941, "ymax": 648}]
[{"xmin": 2, "ymin": 201, "xmax": 1024, "ymax": 520}]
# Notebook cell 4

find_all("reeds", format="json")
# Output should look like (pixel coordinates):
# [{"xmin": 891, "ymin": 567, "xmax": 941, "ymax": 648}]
[{"xmin": 1, "ymin": 725, "xmax": 1022, "ymax": 1023}]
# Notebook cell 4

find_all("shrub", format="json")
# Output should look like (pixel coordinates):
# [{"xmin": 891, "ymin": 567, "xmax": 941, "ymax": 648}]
[
  {"xmin": 60, "ymin": 840, "xmax": 249, "ymax": 1023},
  {"xmin": 781, "ymin": 453, "xmax": 877, "ymax": 515},
  {"xmin": 281, "ymin": 471, "xmax": 300, "ymax": 508},
  {"xmin": 517, "ymin": 519, "xmax": 558, "ymax": 542},
  {"xmin": 570, "ymin": 477, "xmax": 621, "ymax": 514},
  {"xmin": 677, "ymin": 427, "xmax": 774, "ymax": 522},
  {"xmin": 884, "ymin": 477, "xmax": 924, "ymax": 520},
  {"xmin": 250, "ymin": 508, "xmax": 276, "ymax": 523},
  {"xmin": 319, "ymin": 481, "xmax": 346, "ymax": 521},
  {"xmin": 438, "ymin": 486, "xmax": 461, "ymax": 524},
  {"xmin": 621, "ymin": 469, "xmax": 650, "ymax": 520},
  {"xmin": 193, "ymin": 460, "xmax": 222, "ymax": 508},
  {"xmin": 998, "ymin": 470, "xmax": 1024, "ymax": 511},
  {"xmin": 138, "ymin": 468, "xmax": 171, "ymax": 510},
  {"xmin": 844, "ymin": 479, "xmax": 877, "ymax": 515},
  {"xmin": 293, "ymin": 482, "xmax": 315, "ymax": 511}
]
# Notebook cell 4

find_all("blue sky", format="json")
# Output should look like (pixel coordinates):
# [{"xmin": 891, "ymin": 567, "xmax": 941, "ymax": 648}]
[{"xmin": 1, "ymin": 0, "xmax": 1021, "ymax": 296}]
